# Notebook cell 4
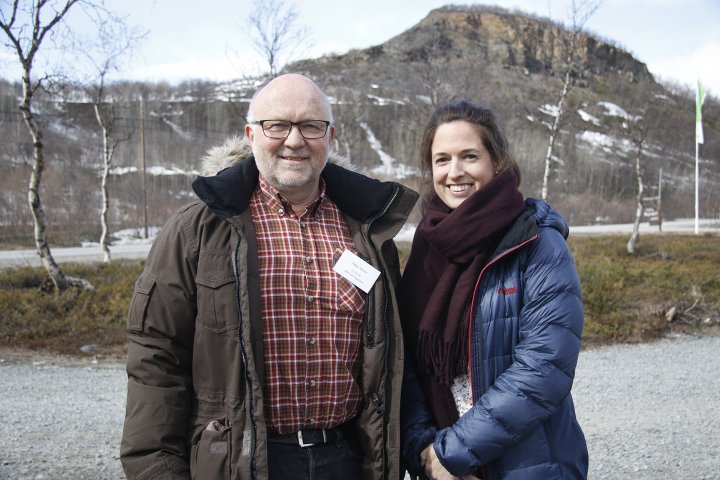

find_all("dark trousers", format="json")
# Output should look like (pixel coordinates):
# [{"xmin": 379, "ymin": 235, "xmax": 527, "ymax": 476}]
[{"xmin": 267, "ymin": 428, "xmax": 363, "ymax": 480}]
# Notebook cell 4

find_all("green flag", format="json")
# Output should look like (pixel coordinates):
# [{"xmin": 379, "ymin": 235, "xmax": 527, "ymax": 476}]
[{"xmin": 696, "ymin": 78, "xmax": 705, "ymax": 144}]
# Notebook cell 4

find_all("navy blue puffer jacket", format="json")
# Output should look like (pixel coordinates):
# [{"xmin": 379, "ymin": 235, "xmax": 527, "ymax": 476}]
[{"xmin": 401, "ymin": 198, "xmax": 588, "ymax": 480}]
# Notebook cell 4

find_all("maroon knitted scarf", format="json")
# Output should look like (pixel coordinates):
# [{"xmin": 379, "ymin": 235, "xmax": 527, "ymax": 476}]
[{"xmin": 399, "ymin": 170, "xmax": 525, "ymax": 428}]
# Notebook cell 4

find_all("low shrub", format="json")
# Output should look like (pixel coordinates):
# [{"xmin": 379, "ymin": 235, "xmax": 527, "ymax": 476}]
[
  {"xmin": 0, "ymin": 261, "xmax": 143, "ymax": 356},
  {"xmin": 1, "ymin": 234, "xmax": 718, "ymax": 357}
]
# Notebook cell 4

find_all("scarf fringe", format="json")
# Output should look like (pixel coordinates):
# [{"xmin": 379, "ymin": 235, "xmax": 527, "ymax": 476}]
[{"xmin": 418, "ymin": 330, "xmax": 469, "ymax": 385}]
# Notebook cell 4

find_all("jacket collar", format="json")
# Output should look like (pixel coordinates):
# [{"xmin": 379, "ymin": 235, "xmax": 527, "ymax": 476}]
[
  {"xmin": 491, "ymin": 198, "xmax": 569, "ymax": 258},
  {"xmin": 191, "ymin": 136, "xmax": 406, "ymax": 222}
]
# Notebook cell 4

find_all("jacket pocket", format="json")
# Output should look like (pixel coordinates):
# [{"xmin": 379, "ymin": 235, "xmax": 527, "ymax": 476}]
[
  {"xmin": 191, "ymin": 418, "xmax": 231, "ymax": 480},
  {"xmin": 195, "ymin": 253, "xmax": 239, "ymax": 333},
  {"xmin": 127, "ymin": 272, "xmax": 156, "ymax": 332}
]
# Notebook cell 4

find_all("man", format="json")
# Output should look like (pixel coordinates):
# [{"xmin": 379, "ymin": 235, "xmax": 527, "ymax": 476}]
[{"xmin": 120, "ymin": 74, "xmax": 418, "ymax": 480}]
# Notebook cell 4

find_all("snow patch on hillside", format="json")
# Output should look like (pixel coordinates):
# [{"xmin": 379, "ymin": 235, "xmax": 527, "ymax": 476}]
[{"xmin": 359, "ymin": 122, "xmax": 418, "ymax": 179}]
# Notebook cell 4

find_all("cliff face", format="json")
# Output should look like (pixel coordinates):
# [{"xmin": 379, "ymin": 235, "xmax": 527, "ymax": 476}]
[
  {"xmin": 392, "ymin": 8, "xmax": 650, "ymax": 81},
  {"xmin": 296, "ymin": 6, "xmax": 654, "ymax": 90}
]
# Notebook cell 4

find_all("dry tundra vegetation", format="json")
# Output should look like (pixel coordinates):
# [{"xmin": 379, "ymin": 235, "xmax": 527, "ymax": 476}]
[{"xmin": 0, "ymin": 233, "xmax": 718, "ymax": 360}]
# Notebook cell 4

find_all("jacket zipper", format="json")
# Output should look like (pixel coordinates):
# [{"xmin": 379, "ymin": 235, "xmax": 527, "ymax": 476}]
[
  {"xmin": 467, "ymin": 233, "xmax": 538, "ymax": 480},
  {"xmin": 360, "ymin": 184, "xmax": 400, "ymax": 479},
  {"xmin": 362, "ymin": 185, "xmax": 399, "ymax": 348},
  {"xmin": 232, "ymin": 237, "xmax": 257, "ymax": 480},
  {"xmin": 468, "ymin": 233, "xmax": 539, "ymax": 405}
]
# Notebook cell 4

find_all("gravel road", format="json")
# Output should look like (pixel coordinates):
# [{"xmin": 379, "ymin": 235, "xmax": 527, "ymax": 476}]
[{"xmin": 1, "ymin": 334, "xmax": 718, "ymax": 480}]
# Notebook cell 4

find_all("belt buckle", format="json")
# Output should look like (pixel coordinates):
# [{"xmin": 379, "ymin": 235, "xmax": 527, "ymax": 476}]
[
  {"xmin": 297, "ymin": 430, "xmax": 313, "ymax": 447},
  {"xmin": 297, "ymin": 429, "xmax": 326, "ymax": 447}
]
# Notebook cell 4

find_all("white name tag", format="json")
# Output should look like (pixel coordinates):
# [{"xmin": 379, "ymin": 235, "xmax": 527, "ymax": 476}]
[{"xmin": 332, "ymin": 249, "xmax": 380, "ymax": 293}]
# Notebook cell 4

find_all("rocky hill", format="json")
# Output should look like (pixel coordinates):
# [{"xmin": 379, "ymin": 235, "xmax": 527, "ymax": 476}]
[
  {"xmin": 294, "ymin": 5, "xmax": 654, "ymax": 92},
  {"xmin": 0, "ymin": 5, "xmax": 717, "ymax": 245},
  {"xmin": 288, "ymin": 5, "xmax": 717, "ymax": 224}
]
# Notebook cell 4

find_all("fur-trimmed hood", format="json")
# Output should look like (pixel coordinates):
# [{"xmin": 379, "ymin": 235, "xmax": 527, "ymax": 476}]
[
  {"xmin": 199, "ymin": 135, "xmax": 357, "ymax": 177},
  {"xmin": 193, "ymin": 136, "xmax": 417, "ymax": 223}
]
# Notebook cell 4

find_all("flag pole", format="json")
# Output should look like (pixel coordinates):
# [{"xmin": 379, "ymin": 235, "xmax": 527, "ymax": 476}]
[
  {"xmin": 695, "ymin": 139, "xmax": 699, "ymax": 234},
  {"xmin": 695, "ymin": 77, "xmax": 705, "ymax": 235}
]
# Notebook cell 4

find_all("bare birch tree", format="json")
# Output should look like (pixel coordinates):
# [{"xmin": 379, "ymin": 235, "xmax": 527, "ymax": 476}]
[
  {"xmin": 0, "ymin": 0, "xmax": 131, "ymax": 290},
  {"xmin": 1, "ymin": 0, "xmax": 94, "ymax": 291},
  {"xmin": 622, "ymin": 96, "xmax": 663, "ymax": 254},
  {"xmin": 626, "ymin": 122, "xmax": 650, "ymax": 254},
  {"xmin": 540, "ymin": 0, "xmax": 602, "ymax": 200},
  {"xmin": 83, "ymin": 20, "xmax": 143, "ymax": 262},
  {"xmin": 245, "ymin": 0, "xmax": 310, "ymax": 78}
]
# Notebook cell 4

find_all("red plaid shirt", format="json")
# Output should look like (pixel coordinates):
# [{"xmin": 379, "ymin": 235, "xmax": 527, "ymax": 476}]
[{"xmin": 250, "ymin": 176, "xmax": 366, "ymax": 434}]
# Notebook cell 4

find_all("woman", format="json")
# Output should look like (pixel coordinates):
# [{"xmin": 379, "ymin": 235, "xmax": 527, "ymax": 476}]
[{"xmin": 399, "ymin": 101, "xmax": 588, "ymax": 480}]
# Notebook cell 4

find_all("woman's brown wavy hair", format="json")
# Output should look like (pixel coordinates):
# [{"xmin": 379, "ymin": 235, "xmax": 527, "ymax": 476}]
[{"xmin": 418, "ymin": 101, "xmax": 521, "ymax": 208}]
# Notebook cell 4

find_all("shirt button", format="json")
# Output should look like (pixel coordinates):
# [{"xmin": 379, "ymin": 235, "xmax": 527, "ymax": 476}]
[
  {"xmin": 308, "ymin": 380, "xmax": 316, "ymax": 387},
  {"xmin": 308, "ymin": 337, "xmax": 317, "ymax": 345},
  {"xmin": 305, "ymin": 256, "xmax": 313, "ymax": 263},
  {"xmin": 308, "ymin": 418, "xmax": 316, "ymax": 424},
  {"xmin": 307, "ymin": 295, "xmax": 314, "ymax": 303},
  {"xmin": 300, "ymin": 222, "xmax": 305, "ymax": 228},
  {"xmin": 277, "ymin": 208, "xmax": 285, "ymax": 216}
]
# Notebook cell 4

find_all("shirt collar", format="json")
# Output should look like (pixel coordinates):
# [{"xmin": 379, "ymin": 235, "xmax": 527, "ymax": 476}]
[{"xmin": 257, "ymin": 175, "xmax": 327, "ymax": 218}]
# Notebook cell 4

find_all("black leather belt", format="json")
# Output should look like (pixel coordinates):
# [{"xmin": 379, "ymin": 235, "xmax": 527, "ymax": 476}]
[{"xmin": 267, "ymin": 428, "xmax": 339, "ymax": 447}]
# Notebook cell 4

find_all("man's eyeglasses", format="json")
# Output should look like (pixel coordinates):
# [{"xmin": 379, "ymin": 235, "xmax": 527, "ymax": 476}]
[{"xmin": 250, "ymin": 120, "xmax": 331, "ymax": 139}]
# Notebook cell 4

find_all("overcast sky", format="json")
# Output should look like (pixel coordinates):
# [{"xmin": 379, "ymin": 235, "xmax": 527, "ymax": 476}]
[{"xmin": 1, "ymin": 0, "xmax": 718, "ymax": 95}]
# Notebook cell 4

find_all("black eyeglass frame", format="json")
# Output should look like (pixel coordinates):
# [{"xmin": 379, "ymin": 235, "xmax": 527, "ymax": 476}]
[{"xmin": 250, "ymin": 120, "xmax": 332, "ymax": 139}]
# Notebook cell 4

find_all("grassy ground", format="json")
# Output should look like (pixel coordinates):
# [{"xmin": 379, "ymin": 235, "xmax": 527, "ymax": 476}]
[
  {"xmin": 1, "ymin": 234, "xmax": 718, "ymax": 360},
  {"xmin": 568, "ymin": 234, "xmax": 720, "ymax": 345},
  {"xmin": 0, "ymin": 260, "xmax": 141, "ymax": 359}
]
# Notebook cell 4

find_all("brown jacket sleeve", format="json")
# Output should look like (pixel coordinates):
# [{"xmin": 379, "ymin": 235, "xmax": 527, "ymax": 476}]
[{"xmin": 120, "ymin": 207, "xmax": 199, "ymax": 480}]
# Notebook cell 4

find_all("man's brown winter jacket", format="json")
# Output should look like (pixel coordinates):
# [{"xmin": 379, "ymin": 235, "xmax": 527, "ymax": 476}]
[{"xmin": 120, "ymin": 137, "xmax": 418, "ymax": 480}]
